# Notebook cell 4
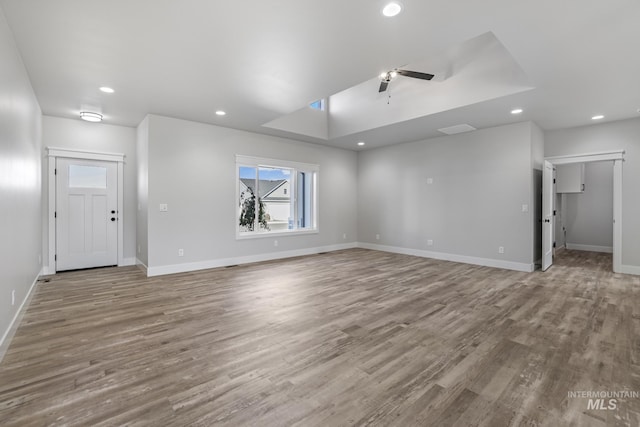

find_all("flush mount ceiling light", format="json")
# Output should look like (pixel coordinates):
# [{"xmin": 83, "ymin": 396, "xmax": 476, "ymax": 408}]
[
  {"xmin": 357, "ymin": 141, "xmax": 365, "ymax": 146},
  {"xmin": 99, "ymin": 86, "xmax": 114, "ymax": 93},
  {"xmin": 215, "ymin": 110, "xmax": 226, "ymax": 116},
  {"xmin": 80, "ymin": 111, "xmax": 103, "ymax": 122},
  {"xmin": 511, "ymin": 108, "xmax": 523, "ymax": 114},
  {"xmin": 382, "ymin": 2, "xmax": 402, "ymax": 17},
  {"xmin": 592, "ymin": 115, "xmax": 604, "ymax": 120}
]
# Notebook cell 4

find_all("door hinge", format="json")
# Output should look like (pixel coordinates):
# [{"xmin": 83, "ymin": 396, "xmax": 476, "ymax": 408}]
[
  {"xmin": 553, "ymin": 210, "xmax": 556, "ymax": 216},
  {"xmin": 54, "ymin": 168, "xmax": 57, "ymax": 175},
  {"xmin": 54, "ymin": 254, "xmax": 57, "ymax": 261},
  {"xmin": 553, "ymin": 242, "xmax": 556, "ymax": 248},
  {"xmin": 54, "ymin": 211, "xmax": 57, "ymax": 218},
  {"xmin": 553, "ymin": 178, "xmax": 556, "ymax": 184}
]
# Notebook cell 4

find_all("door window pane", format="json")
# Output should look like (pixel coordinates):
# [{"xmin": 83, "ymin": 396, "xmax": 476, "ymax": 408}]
[{"xmin": 68, "ymin": 165, "xmax": 107, "ymax": 188}]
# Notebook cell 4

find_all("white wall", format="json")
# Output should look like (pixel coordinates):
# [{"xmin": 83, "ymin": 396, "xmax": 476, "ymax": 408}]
[
  {"xmin": 545, "ymin": 117, "xmax": 640, "ymax": 271},
  {"xmin": 562, "ymin": 162, "xmax": 613, "ymax": 252},
  {"xmin": 357, "ymin": 121, "xmax": 538, "ymax": 271},
  {"xmin": 0, "ymin": 7, "xmax": 42, "ymax": 357},
  {"xmin": 136, "ymin": 116, "xmax": 149, "ymax": 267},
  {"xmin": 144, "ymin": 114, "xmax": 357, "ymax": 275},
  {"xmin": 42, "ymin": 116, "xmax": 137, "ymax": 269}
]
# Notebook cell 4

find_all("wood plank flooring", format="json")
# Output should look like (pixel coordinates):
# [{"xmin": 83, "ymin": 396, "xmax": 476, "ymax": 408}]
[{"xmin": 1, "ymin": 249, "xmax": 640, "ymax": 426}]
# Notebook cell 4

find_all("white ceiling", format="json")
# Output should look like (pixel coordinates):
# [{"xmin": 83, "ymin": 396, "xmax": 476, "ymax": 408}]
[{"xmin": 1, "ymin": 0, "xmax": 639, "ymax": 150}]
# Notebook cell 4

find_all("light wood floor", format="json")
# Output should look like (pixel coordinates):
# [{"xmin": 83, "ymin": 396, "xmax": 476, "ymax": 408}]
[{"xmin": 1, "ymin": 249, "xmax": 639, "ymax": 426}]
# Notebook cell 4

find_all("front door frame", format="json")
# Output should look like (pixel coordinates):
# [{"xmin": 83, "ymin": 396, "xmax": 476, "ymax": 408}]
[
  {"xmin": 543, "ymin": 150, "xmax": 624, "ymax": 273},
  {"xmin": 46, "ymin": 147, "xmax": 125, "ymax": 274}
]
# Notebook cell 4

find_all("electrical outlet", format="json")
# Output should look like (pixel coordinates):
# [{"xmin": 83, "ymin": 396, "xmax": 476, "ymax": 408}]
[
  {"xmin": 159, "ymin": 203, "xmax": 168, "ymax": 212},
  {"xmin": 522, "ymin": 204, "xmax": 529, "ymax": 213},
  {"xmin": 274, "ymin": 240, "xmax": 279, "ymax": 247},
  {"xmin": 343, "ymin": 233, "xmax": 347, "ymax": 239},
  {"xmin": 178, "ymin": 248, "xmax": 184, "ymax": 256},
  {"xmin": 427, "ymin": 240, "xmax": 434, "ymax": 246},
  {"xmin": 38, "ymin": 254, "xmax": 41, "ymax": 264},
  {"xmin": 427, "ymin": 178, "xmax": 433, "ymax": 184},
  {"xmin": 375, "ymin": 234, "xmax": 380, "ymax": 240},
  {"xmin": 498, "ymin": 246, "xmax": 505, "ymax": 254},
  {"xmin": 138, "ymin": 245, "xmax": 141, "ymax": 254},
  {"xmin": 11, "ymin": 290, "xmax": 15, "ymax": 306}
]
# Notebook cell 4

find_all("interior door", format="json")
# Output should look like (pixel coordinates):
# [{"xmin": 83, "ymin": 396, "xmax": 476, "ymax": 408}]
[
  {"xmin": 56, "ymin": 158, "xmax": 118, "ymax": 271},
  {"xmin": 542, "ymin": 160, "xmax": 554, "ymax": 271}
]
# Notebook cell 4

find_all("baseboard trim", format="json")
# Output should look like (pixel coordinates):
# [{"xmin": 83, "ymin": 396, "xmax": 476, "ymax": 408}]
[
  {"xmin": 357, "ymin": 242, "xmax": 535, "ymax": 273},
  {"xmin": 41, "ymin": 265, "xmax": 55, "ymax": 275},
  {"xmin": 120, "ymin": 257, "xmax": 137, "ymax": 267},
  {"xmin": 619, "ymin": 264, "xmax": 640, "ymax": 276},
  {"xmin": 136, "ymin": 258, "xmax": 148, "ymax": 275},
  {"xmin": 566, "ymin": 243, "xmax": 613, "ymax": 253},
  {"xmin": 146, "ymin": 243, "xmax": 358, "ymax": 277},
  {"xmin": 0, "ymin": 269, "xmax": 41, "ymax": 363}
]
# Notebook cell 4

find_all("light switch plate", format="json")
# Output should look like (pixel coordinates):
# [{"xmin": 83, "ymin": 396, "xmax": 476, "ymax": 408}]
[{"xmin": 160, "ymin": 203, "xmax": 168, "ymax": 212}]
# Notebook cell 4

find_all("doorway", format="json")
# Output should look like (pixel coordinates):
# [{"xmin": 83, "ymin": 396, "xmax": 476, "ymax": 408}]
[
  {"xmin": 47, "ymin": 148, "xmax": 125, "ymax": 273},
  {"xmin": 542, "ymin": 150, "xmax": 624, "ymax": 273}
]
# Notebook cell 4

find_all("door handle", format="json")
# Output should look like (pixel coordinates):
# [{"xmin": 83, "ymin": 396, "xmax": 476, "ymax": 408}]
[
  {"xmin": 111, "ymin": 210, "xmax": 116, "ymax": 214},
  {"xmin": 544, "ymin": 219, "xmax": 550, "ymax": 223},
  {"xmin": 111, "ymin": 217, "xmax": 116, "ymax": 222}
]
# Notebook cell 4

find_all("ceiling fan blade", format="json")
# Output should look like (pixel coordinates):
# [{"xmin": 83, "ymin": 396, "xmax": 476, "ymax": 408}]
[
  {"xmin": 379, "ymin": 80, "xmax": 389, "ymax": 92},
  {"xmin": 396, "ymin": 69, "xmax": 434, "ymax": 80}
]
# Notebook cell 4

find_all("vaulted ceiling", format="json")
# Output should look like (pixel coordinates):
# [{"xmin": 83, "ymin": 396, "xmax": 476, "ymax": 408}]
[{"xmin": 1, "ymin": 0, "xmax": 639, "ymax": 149}]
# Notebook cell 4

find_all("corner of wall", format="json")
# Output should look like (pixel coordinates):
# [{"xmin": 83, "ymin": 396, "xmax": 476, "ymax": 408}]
[{"xmin": 136, "ymin": 116, "xmax": 150, "ymax": 269}]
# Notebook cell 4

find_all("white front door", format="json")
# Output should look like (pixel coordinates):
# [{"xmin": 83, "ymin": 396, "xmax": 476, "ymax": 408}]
[
  {"xmin": 56, "ymin": 158, "xmax": 118, "ymax": 271},
  {"xmin": 542, "ymin": 160, "xmax": 554, "ymax": 271}
]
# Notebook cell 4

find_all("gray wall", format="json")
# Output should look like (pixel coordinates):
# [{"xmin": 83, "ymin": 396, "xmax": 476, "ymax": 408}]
[
  {"xmin": 531, "ymin": 122, "xmax": 544, "ymax": 263},
  {"xmin": 0, "ymin": 7, "xmax": 42, "ymax": 354},
  {"xmin": 563, "ymin": 162, "xmax": 613, "ymax": 251},
  {"xmin": 357, "ymin": 121, "xmax": 538, "ymax": 270},
  {"xmin": 545, "ymin": 117, "xmax": 640, "ymax": 268},
  {"xmin": 136, "ymin": 117, "xmax": 149, "ymax": 267},
  {"xmin": 42, "ymin": 116, "xmax": 138, "ymax": 269},
  {"xmin": 144, "ymin": 114, "xmax": 358, "ymax": 275}
]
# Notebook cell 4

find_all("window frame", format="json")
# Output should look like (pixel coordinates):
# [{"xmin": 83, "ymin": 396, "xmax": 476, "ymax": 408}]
[{"xmin": 236, "ymin": 155, "xmax": 319, "ymax": 240}]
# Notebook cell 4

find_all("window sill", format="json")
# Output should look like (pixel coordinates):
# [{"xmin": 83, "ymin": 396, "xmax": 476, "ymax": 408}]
[{"xmin": 236, "ymin": 228, "xmax": 319, "ymax": 240}]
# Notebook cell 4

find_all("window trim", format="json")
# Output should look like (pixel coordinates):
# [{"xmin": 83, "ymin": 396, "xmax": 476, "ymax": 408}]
[{"xmin": 235, "ymin": 155, "xmax": 319, "ymax": 240}]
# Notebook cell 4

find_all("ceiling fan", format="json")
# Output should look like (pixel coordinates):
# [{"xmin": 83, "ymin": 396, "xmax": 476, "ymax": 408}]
[{"xmin": 379, "ymin": 69, "xmax": 434, "ymax": 92}]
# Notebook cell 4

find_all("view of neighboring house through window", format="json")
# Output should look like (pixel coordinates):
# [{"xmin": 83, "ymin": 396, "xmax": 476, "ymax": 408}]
[{"xmin": 237, "ymin": 155, "xmax": 318, "ymax": 237}]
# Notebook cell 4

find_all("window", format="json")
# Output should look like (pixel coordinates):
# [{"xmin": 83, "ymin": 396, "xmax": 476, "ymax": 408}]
[
  {"xmin": 309, "ymin": 99, "xmax": 324, "ymax": 111},
  {"xmin": 237, "ymin": 155, "xmax": 318, "ymax": 237},
  {"xmin": 68, "ymin": 165, "xmax": 107, "ymax": 188}
]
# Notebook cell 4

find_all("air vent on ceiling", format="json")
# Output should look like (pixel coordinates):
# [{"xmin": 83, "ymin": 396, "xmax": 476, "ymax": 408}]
[{"xmin": 437, "ymin": 124, "xmax": 477, "ymax": 135}]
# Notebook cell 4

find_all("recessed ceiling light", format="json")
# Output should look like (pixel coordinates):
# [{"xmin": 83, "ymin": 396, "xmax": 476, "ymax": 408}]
[
  {"xmin": 80, "ymin": 111, "xmax": 103, "ymax": 122},
  {"xmin": 99, "ymin": 87, "xmax": 114, "ymax": 93},
  {"xmin": 357, "ymin": 141, "xmax": 365, "ymax": 146},
  {"xmin": 511, "ymin": 108, "xmax": 523, "ymax": 115},
  {"xmin": 215, "ymin": 110, "xmax": 226, "ymax": 116},
  {"xmin": 382, "ymin": 2, "xmax": 402, "ymax": 17},
  {"xmin": 592, "ymin": 115, "xmax": 604, "ymax": 120}
]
